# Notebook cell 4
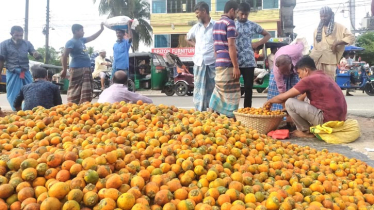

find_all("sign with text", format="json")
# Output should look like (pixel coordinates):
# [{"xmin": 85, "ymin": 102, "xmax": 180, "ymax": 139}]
[{"xmin": 152, "ymin": 48, "xmax": 195, "ymax": 57}]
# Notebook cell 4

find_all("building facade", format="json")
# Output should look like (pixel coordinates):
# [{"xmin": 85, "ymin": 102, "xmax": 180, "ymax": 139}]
[{"xmin": 150, "ymin": 0, "xmax": 296, "ymax": 61}]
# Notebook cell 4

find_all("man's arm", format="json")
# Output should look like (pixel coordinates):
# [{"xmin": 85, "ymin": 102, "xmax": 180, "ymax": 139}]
[
  {"xmin": 27, "ymin": 41, "xmax": 42, "ymax": 60},
  {"xmin": 127, "ymin": 21, "xmax": 133, "ymax": 43},
  {"xmin": 252, "ymin": 29, "xmax": 271, "ymax": 50},
  {"xmin": 265, "ymin": 87, "xmax": 301, "ymax": 106},
  {"xmin": 86, "ymin": 23, "xmax": 105, "ymax": 43},
  {"xmin": 53, "ymin": 86, "xmax": 63, "ymax": 106},
  {"xmin": 186, "ymin": 26, "xmax": 196, "ymax": 47},
  {"xmin": 13, "ymin": 89, "xmax": 24, "ymax": 111},
  {"xmin": 228, "ymin": 38, "xmax": 240, "ymax": 79},
  {"xmin": 332, "ymin": 27, "xmax": 355, "ymax": 54},
  {"xmin": 126, "ymin": 91, "xmax": 153, "ymax": 104},
  {"xmin": 61, "ymin": 48, "xmax": 72, "ymax": 78}
]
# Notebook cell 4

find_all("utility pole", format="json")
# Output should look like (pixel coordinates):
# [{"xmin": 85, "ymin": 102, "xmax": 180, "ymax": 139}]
[
  {"xmin": 349, "ymin": 0, "xmax": 356, "ymax": 30},
  {"xmin": 25, "ymin": 0, "xmax": 29, "ymax": 41},
  {"xmin": 45, "ymin": 0, "xmax": 50, "ymax": 64}
]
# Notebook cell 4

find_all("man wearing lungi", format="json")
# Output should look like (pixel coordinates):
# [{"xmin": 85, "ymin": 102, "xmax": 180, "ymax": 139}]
[
  {"xmin": 209, "ymin": 1, "xmax": 241, "ymax": 118},
  {"xmin": 267, "ymin": 42, "xmax": 304, "ymax": 110},
  {"xmin": 0, "ymin": 26, "xmax": 42, "ymax": 111},
  {"xmin": 235, "ymin": 2, "xmax": 271, "ymax": 108},
  {"xmin": 186, "ymin": 1, "xmax": 216, "ymax": 111},
  {"xmin": 61, "ymin": 23, "xmax": 105, "ymax": 104},
  {"xmin": 310, "ymin": 6, "xmax": 354, "ymax": 80}
]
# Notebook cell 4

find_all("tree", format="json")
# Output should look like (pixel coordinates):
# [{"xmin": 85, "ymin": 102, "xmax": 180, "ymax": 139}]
[
  {"xmin": 29, "ymin": 46, "xmax": 62, "ymax": 66},
  {"xmin": 94, "ymin": 0, "xmax": 153, "ymax": 52},
  {"xmin": 356, "ymin": 32, "xmax": 374, "ymax": 65}
]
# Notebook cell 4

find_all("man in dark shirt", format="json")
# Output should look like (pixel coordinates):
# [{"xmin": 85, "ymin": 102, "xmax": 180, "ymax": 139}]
[
  {"xmin": 0, "ymin": 26, "xmax": 42, "ymax": 111},
  {"xmin": 14, "ymin": 66, "xmax": 62, "ymax": 111},
  {"xmin": 265, "ymin": 56, "xmax": 347, "ymax": 138}
]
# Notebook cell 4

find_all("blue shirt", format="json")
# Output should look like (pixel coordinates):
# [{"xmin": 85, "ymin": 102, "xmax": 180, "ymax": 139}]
[
  {"xmin": 187, "ymin": 19, "xmax": 216, "ymax": 66},
  {"xmin": 13, "ymin": 80, "xmax": 62, "ymax": 111},
  {"xmin": 113, "ymin": 39, "xmax": 132, "ymax": 70},
  {"xmin": 235, "ymin": 20, "xmax": 263, "ymax": 68},
  {"xmin": 65, "ymin": 38, "xmax": 91, "ymax": 68},
  {"xmin": 213, "ymin": 15, "xmax": 237, "ymax": 67},
  {"xmin": 0, "ymin": 39, "xmax": 35, "ymax": 71}
]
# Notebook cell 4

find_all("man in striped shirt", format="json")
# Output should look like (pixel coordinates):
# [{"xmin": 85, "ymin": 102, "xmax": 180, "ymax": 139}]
[{"xmin": 209, "ymin": 1, "xmax": 241, "ymax": 118}]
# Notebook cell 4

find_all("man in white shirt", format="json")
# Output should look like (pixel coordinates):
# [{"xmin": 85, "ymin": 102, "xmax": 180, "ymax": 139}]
[
  {"xmin": 92, "ymin": 49, "xmax": 111, "ymax": 90},
  {"xmin": 186, "ymin": 2, "xmax": 215, "ymax": 111},
  {"xmin": 98, "ymin": 70, "xmax": 152, "ymax": 104}
]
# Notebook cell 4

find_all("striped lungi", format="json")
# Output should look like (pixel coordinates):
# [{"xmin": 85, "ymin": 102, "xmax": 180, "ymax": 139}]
[
  {"xmin": 67, "ymin": 67, "xmax": 93, "ymax": 104},
  {"xmin": 267, "ymin": 71, "xmax": 299, "ymax": 110},
  {"xmin": 193, "ymin": 63, "xmax": 216, "ymax": 111},
  {"xmin": 209, "ymin": 67, "xmax": 240, "ymax": 118}
]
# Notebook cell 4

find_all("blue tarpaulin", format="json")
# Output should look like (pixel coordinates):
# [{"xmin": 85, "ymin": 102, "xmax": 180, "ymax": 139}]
[{"xmin": 345, "ymin": 46, "xmax": 364, "ymax": 51}]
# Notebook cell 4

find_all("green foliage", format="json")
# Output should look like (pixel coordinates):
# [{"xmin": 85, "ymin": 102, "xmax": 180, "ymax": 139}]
[
  {"xmin": 356, "ymin": 32, "xmax": 374, "ymax": 65},
  {"xmin": 28, "ymin": 46, "xmax": 62, "ymax": 66},
  {"xmin": 94, "ymin": 0, "xmax": 153, "ymax": 52}
]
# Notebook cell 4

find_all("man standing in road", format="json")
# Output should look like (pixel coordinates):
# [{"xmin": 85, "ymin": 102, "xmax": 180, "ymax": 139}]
[
  {"xmin": 236, "ymin": 2, "xmax": 271, "ymax": 108},
  {"xmin": 112, "ymin": 22, "xmax": 133, "ymax": 77},
  {"xmin": 61, "ymin": 23, "xmax": 105, "ymax": 104},
  {"xmin": 0, "ymin": 26, "xmax": 42, "ymax": 111},
  {"xmin": 186, "ymin": 1, "xmax": 216, "ymax": 111},
  {"xmin": 92, "ymin": 49, "xmax": 111, "ymax": 90},
  {"xmin": 209, "ymin": 1, "xmax": 240, "ymax": 118},
  {"xmin": 310, "ymin": 6, "xmax": 354, "ymax": 79}
]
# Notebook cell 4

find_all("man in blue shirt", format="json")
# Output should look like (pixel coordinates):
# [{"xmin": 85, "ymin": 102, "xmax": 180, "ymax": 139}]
[
  {"xmin": 113, "ymin": 21, "xmax": 133, "ymax": 77},
  {"xmin": 236, "ymin": 2, "xmax": 271, "ymax": 108},
  {"xmin": 0, "ymin": 26, "xmax": 42, "ymax": 111},
  {"xmin": 61, "ymin": 23, "xmax": 104, "ymax": 104}
]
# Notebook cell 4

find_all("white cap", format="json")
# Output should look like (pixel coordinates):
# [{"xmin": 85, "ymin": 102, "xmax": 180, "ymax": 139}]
[{"xmin": 99, "ymin": 49, "xmax": 106, "ymax": 53}]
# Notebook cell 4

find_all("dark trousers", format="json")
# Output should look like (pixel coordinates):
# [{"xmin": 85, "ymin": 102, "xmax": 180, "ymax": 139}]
[{"xmin": 240, "ymin": 67, "xmax": 255, "ymax": 108}]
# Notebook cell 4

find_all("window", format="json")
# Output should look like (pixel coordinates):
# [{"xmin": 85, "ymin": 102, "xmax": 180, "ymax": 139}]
[
  {"xmin": 152, "ymin": 0, "xmax": 167, "ymax": 13},
  {"xmin": 196, "ymin": 0, "xmax": 211, "ymax": 11},
  {"xmin": 218, "ymin": 0, "xmax": 262, "ymax": 11},
  {"xmin": 262, "ymin": 0, "xmax": 278, "ymax": 9},
  {"xmin": 216, "ymin": 0, "xmax": 226, "ymax": 11},
  {"xmin": 171, "ymin": 34, "xmax": 193, "ymax": 48},
  {"xmin": 154, "ymin": 35, "xmax": 170, "ymax": 48},
  {"xmin": 167, "ymin": 0, "xmax": 196, "ymax": 13}
]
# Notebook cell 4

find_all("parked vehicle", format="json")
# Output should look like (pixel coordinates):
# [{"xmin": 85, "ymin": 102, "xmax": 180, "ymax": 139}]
[
  {"xmin": 162, "ymin": 53, "xmax": 194, "ymax": 96},
  {"xmin": 240, "ymin": 37, "xmax": 290, "ymax": 95}
]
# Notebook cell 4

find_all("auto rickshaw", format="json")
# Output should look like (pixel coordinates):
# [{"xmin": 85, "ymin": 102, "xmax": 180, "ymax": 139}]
[
  {"xmin": 240, "ymin": 37, "xmax": 290, "ymax": 95},
  {"xmin": 128, "ymin": 52, "xmax": 169, "ymax": 91}
]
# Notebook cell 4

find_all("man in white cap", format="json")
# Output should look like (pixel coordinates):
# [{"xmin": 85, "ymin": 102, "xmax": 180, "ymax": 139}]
[
  {"xmin": 92, "ymin": 49, "xmax": 111, "ymax": 90},
  {"xmin": 310, "ymin": 6, "xmax": 354, "ymax": 79}
]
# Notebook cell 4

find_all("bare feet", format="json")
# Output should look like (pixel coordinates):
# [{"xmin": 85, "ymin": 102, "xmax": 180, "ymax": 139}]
[{"xmin": 291, "ymin": 130, "xmax": 315, "ymax": 138}]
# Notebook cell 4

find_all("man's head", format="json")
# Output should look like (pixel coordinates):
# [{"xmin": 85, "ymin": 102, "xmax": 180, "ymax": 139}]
[
  {"xmin": 349, "ymin": 51, "xmax": 355, "ymax": 58},
  {"xmin": 113, "ymin": 70, "xmax": 128, "ymax": 85},
  {"xmin": 237, "ymin": 2, "xmax": 250, "ymax": 23},
  {"xmin": 224, "ymin": 1, "xmax": 239, "ymax": 20},
  {"xmin": 99, "ymin": 50, "xmax": 106, "ymax": 58},
  {"xmin": 194, "ymin": 2, "xmax": 210, "ymax": 23},
  {"xmin": 295, "ymin": 56, "xmax": 317, "ymax": 79},
  {"xmin": 31, "ymin": 66, "xmax": 47, "ymax": 79},
  {"xmin": 10, "ymin": 26, "xmax": 24, "ymax": 43},
  {"xmin": 275, "ymin": 54, "xmax": 292, "ymax": 76},
  {"xmin": 271, "ymin": 47, "xmax": 277, "ymax": 54},
  {"xmin": 116, "ymin": 30, "xmax": 126, "ymax": 41},
  {"xmin": 72, "ymin": 24, "xmax": 84, "ymax": 38},
  {"xmin": 320, "ymin": 6, "xmax": 333, "ymax": 26},
  {"xmin": 343, "ymin": 51, "xmax": 349, "ymax": 59}
]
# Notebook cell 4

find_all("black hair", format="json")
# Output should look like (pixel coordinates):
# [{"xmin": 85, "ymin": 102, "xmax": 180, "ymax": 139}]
[
  {"xmin": 31, "ymin": 66, "xmax": 47, "ymax": 79},
  {"xmin": 10, "ymin": 26, "xmax": 23, "ymax": 35},
  {"xmin": 113, "ymin": 70, "xmax": 128, "ymax": 84},
  {"xmin": 71, "ymin": 24, "xmax": 83, "ymax": 34},
  {"xmin": 349, "ymin": 51, "xmax": 355, "ymax": 55},
  {"xmin": 295, "ymin": 56, "xmax": 317, "ymax": 71},
  {"xmin": 224, "ymin": 1, "xmax": 238, "ymax": 13},
  {"xmin": 238, "ymin": 2, "xmax": 251, "ymax": 13},
  {"xmin": 343, "ymin": 51, "xmax": 349, "ymax": 57},
  {"xmin": 194, "ymin": 1, "xmax": 210, "ymax": 14},
  {"xmin": 116, "ymin": 29, "xmax": 126, "ymax": 34}
]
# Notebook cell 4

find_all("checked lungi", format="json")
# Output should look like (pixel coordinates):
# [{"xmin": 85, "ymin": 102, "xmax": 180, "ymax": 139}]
[
  {"xmin": 267, "ymin": 71, "xmax": 299, "ymax": 110},
  {"xmin": 209, "ymin": 67, "xmax": 240, "ymax": 118},
  {"xmin": 67, "ymin": 67, "xmax": 93, "ymax": 104},
  {"xmin": 193, "ymin": 63, "xmax": 216, "ymax": 111}
]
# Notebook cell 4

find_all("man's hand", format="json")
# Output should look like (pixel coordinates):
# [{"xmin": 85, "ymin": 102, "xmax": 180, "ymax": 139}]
[
  {"xmin": 252, "ymin": 42, "xmax": 260, "ymax": 50},
  {"xmin": 233, "ymin": 67, "xmax": 240, "ymax": 79},
  {"xmin": 33, "ymin": 52, "xmax": 43, "ymax": 60},
  {"xmin": 264, "ymin": 101, "xmax": 272, "ymax": 109},
  {"xmin": 61, "ymin": 70, "xmax": 67, "ymax": 79},
  {"xmin": 331, "ymin": 41, "xmax": 339, "ymax": 54}
]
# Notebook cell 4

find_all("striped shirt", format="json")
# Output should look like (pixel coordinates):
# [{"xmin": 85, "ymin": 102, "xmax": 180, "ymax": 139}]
[{"xmin": 213, "ymin": 15, "xmax": 237, "ymax": 67}]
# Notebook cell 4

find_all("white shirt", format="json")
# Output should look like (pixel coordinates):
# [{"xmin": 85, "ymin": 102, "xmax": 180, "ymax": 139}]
[
  {"xmin": 98, "ymin": 84, "xmax": 153, "ymax": 104},
  {"xmin": 187, "ymin": 19, "xmax": 215, "ymax": 66}
]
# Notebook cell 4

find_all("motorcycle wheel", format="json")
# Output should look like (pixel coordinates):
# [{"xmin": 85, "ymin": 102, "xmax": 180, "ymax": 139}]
[
  {"xmin": 364, "ymin": 83, "xmax": 374, "ymax": 96},
  {"xmin": 92, "ymin": 82, "xmax": 101, "ymax": 98},
  {"xmin": 257, "ymin": 88, "xmax": 265, "ymax": 93},
  {"xmin": 164, "ymin": 86, "xmax": 175, "ymax": 96},
  {"xmin": 128, "ymin": 80, "xmax": 135, "ymax": 92}
]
